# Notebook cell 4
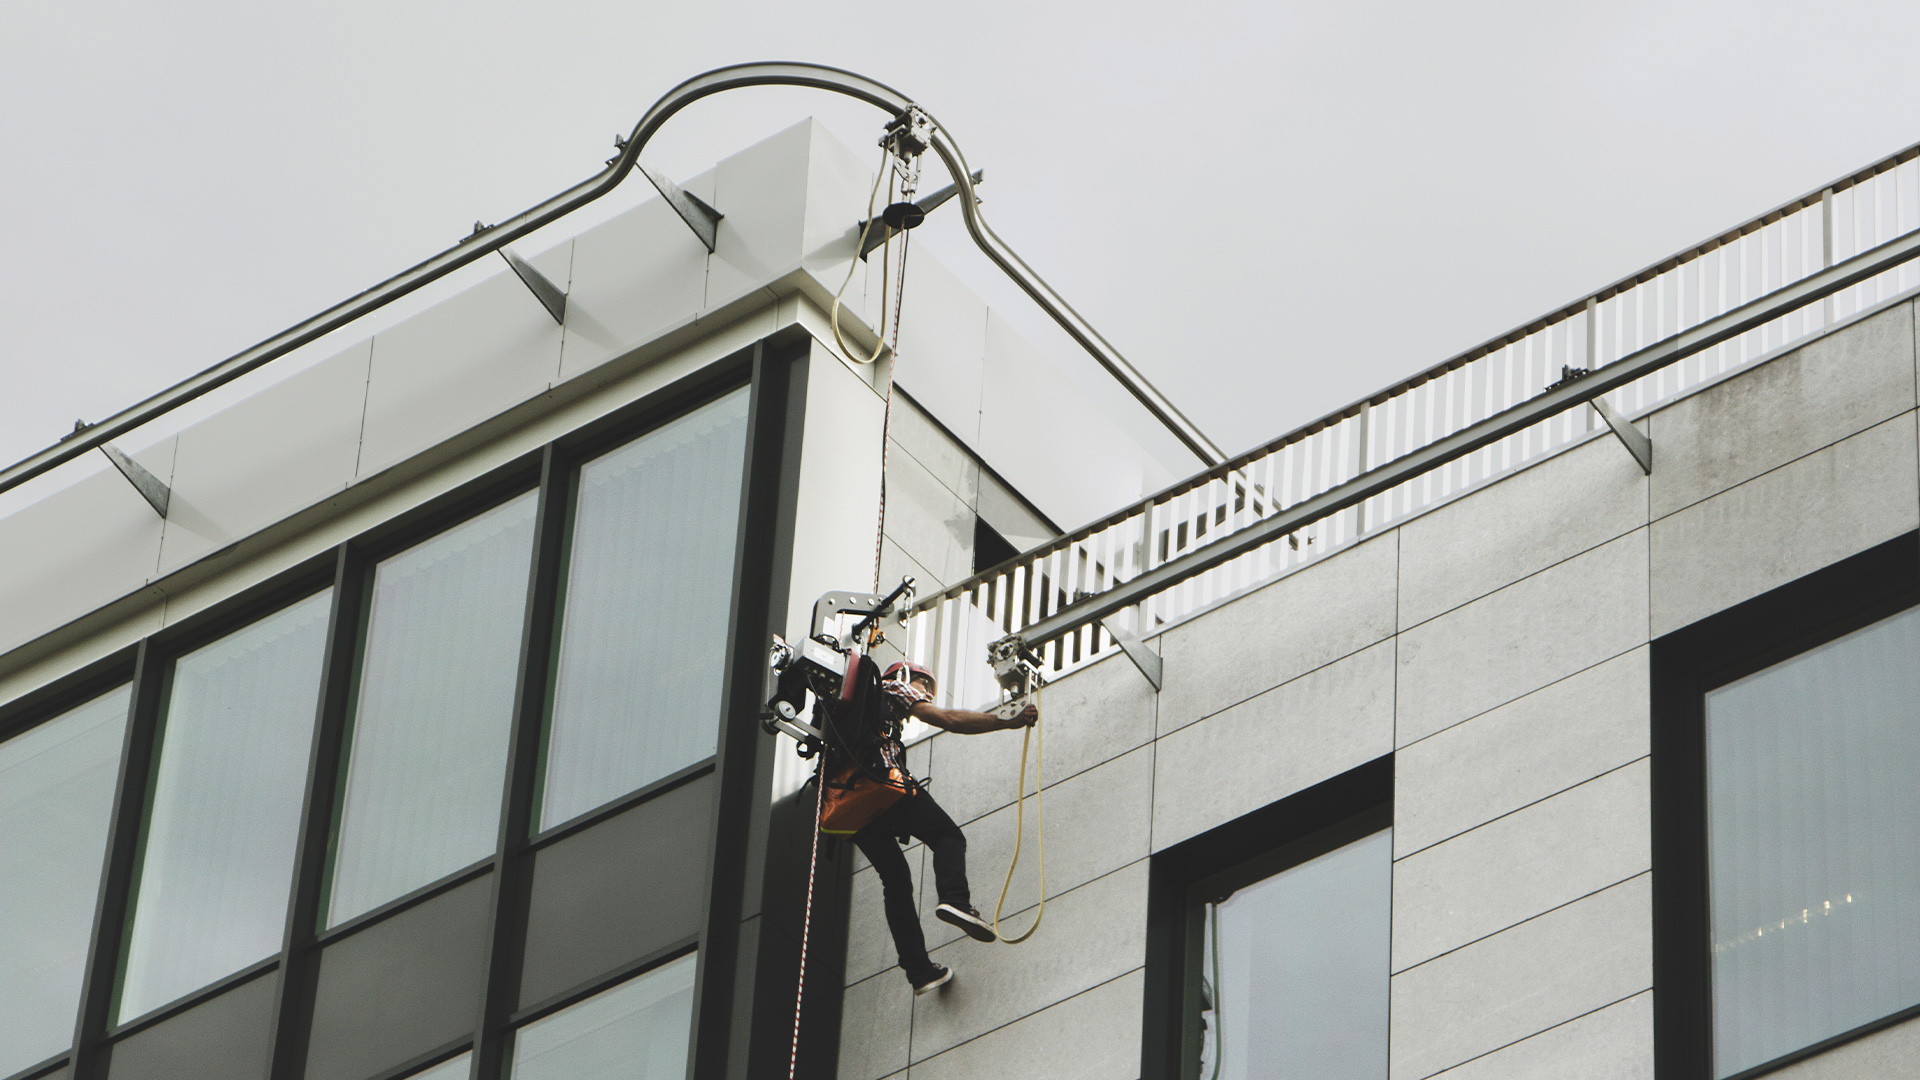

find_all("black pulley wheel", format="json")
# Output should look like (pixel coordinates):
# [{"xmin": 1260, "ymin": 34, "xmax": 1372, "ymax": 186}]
[{"xmin": 880, "ymin": 201, "xmax": 926, "ymax": 230}]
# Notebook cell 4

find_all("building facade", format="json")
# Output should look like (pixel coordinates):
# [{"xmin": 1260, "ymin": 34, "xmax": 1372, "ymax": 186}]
[{"xmin": 6, "ymin": 116, "xmax": 1920, "ymax": 1080}]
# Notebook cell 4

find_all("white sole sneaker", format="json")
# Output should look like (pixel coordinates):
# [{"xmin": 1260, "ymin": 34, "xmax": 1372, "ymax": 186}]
[
  {"xmin": 936, "ymin": 902, "xmax": 999, "ymax": 943},
  {"xmin": 911, "ymin": 966, "xmax": 953, "ymax": 995}
]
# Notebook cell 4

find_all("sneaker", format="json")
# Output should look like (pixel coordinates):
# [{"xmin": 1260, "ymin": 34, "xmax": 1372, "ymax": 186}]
[
  {"xmin": 910, "ymin": 964, "xmax": 952, "ymax": 995},
  {"xmin": 936, "ymin": 902, "xmax": 999, "ymax": 943}
]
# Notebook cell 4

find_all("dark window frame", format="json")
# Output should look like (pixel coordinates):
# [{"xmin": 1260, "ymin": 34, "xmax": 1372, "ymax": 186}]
[
  {"xmin": 1651, "ymin": 530, "xmax": 1920, "ymax": 1080},
  {"xmin": 1141, "ymin": 755, "xmax": 1393, "ymax": 1080},
  {"xmin": 0, "ymin": 333, "xmax": 806, "ymax": 1080}
]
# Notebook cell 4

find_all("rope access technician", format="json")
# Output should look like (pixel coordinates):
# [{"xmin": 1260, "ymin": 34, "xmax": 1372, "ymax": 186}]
[{"xmin": 862, "ymin": 661, "xmax": 1038, "ymax": 995}]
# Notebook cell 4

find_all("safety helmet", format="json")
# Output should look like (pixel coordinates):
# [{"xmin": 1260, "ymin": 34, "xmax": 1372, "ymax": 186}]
[{"xmin": 883, "ymin": 661, "xmax": 937, "ymax": 690}]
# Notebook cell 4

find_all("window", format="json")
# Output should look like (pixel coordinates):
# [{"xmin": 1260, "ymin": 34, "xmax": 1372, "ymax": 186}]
[
  {"xmin": 119, "ymin": 590, "xmax": 332, "ymax": 1021},
  {"xmin": 327, "ymin": 491, "xmax": 539, "ymax": 925},
  {"xmin": 538, "ymin": 386, "xmax": 750, "ymax": 830},
  {"xmin": 1653, "ymin": 532, "xmax": 1920, "ymax": 1078},
  {"xmin": 510, "ymin": 952, "xmax": 696, "ymax": 1080},
  {"xmin": 0, "ymin": 685, "xmax": 129, "ymax": 1077},
  {"xmin": 1198, "ymin": 829, "xmax": 1391, "ymax": 1079},
  {"xmin": 1146, "ymin": 758, "xmax": 1391, "ymax": 1080}
]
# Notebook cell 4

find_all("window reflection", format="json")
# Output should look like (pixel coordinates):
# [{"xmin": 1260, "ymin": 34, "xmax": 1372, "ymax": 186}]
[
  {"xmin": 510, "ymin": 953, "xmax": 696, "ymax": 1080},
  {"xmin": 0, "ymin": 685, "xmax": 129, "ymax": 1077},
  {"xmin": 328, "ymin": 492, "xmax": 538, "ymax": 925},
  {"xmin": 539, "ymin": 388, "xmax": 749, "ymax": 829},
  {"xmin": 120, "ymin": 591, "xmax": 332, "ymax": 1021},
  {"xmin": 1706, "ymin": 604, "xmax": 1920, "ymax": 1077},
  {"xmin": 1199, "ymin": 828, "xmax": 1391, "ymax": 1080}
]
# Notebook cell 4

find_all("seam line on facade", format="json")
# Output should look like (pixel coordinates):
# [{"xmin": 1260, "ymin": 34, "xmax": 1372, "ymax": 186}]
[
  {"xmin": 900, "ymin": 965, "xmax": 1145, "ymax": 1071},
  {"xmin": 1645, "ymin": 405, "xmax": 1920, "ymax": 528},
  {"xmin": 1390, "ymin": 869, "xmax": 1652, "ymax": 978},
  {"xmin": 1391, "ymin": 754, "xmax": 1650, "ymax": 864},
  {"xmin": 1413, "ymin": 987, "xmax": 1652, "ymax": 1080},
  {"xmin": 1393, "ymin": 642, "xmax": 1647, "ymax": 753},
  {"xmin": 1160, "ymin": 631, "xmax": 1397, "ymax": 740}
]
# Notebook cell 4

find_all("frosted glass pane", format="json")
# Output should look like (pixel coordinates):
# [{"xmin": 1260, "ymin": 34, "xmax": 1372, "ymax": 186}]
[
  {"xmin": 0, "ymin": 685, "xmax": 129, "ymax": 1077},
  {"xmin": 511, "ymin": 953, "xmax": 695, "ymax": 1080},
  {"xmin": 119, "ymin": 591, "xmax": 331, "ymax": 1022},
  {"xmin": 540, "ymin": 388, "xmax": 749, "ymax": 829},
  {"xmin": 407, "ymin": 1053, "xmax": 470, "ymax": 1080},
  {"xmin": 328, "ymin": 493, "xmax": 537, "ymax": 925},
  {"xmin": 1707, "ymin": 604, "xmax": 1920, "ymax": 1077},
  {"xmin": 1201, "ymin": 828, "xmax": 1391, "ymax": 1080}
]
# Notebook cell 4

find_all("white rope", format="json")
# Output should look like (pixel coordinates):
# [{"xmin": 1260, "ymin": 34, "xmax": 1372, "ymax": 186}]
[{"xmin": 786, "ymin": 762, "xmax": 828, "ymax": 1079}]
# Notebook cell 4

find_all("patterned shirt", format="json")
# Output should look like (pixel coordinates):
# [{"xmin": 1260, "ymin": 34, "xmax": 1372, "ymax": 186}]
[{"xmin": 872, "ymin": 678, "xmax": 932, "ymax": 776}]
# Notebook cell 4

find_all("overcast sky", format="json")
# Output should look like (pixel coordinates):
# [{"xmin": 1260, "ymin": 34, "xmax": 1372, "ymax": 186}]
[{"xmin": 7, "ymin": 0, "xmax": 1920, "ymax": 507}]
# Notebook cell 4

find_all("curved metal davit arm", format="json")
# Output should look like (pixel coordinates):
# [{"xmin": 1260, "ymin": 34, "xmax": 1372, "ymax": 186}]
[{"xmin": 0, "ymin": 61, "xmax": 1223, "ymax": 499}]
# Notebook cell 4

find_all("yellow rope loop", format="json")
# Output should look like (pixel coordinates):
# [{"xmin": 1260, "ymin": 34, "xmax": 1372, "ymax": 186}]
[
  {"xmin": 829, "ymin": 144, "xmax": 896, "ymax": 367},
  {"xmin": 992, "ymin": 680, "xmax": 1044, "ymax": 944}
]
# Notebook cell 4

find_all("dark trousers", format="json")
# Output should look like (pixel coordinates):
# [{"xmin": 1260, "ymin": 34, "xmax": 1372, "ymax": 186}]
[{"xmin": 852, "ymin": 791, "xmax": 971, "ymax": 977}]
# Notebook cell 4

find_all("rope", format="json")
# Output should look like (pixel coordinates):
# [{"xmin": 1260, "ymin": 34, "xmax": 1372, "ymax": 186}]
[
  {"xmin": 991, "ymin": 681, "xmax": 1045, "ymax": 943},
  {"xmin": 786, "ymin": 765, "xmax": 828, "ymax": 1079},
  {"xmin": 830, "ymin": 145, "xmax": 896, "ymax": 368}
]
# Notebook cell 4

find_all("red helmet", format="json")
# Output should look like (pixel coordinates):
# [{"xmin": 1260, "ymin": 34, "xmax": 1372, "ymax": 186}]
[{"xmin": 883, "ymin": 661, "xmax": 936, "ymax": 688}]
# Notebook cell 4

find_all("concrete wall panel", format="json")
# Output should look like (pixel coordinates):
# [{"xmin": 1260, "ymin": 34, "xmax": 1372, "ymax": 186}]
[
  {"xmin": 1388, "ymin": 874, "xmax": 1651, "ymax": 1080},
  {"xmin": 1395, "ymin": 646, "xmax": 1649, "ymax": 854},
  {"xmin": 0, "ymin": 442, "xmax": 173, "ymax": 656},
  {"xmin": 1153, "ymin": 639, "xmax": 1395, "ymax": 850},
  {"xmin": 1391, "ymin": 760, "xmax": 1650, "ymax": 971},
  {"xmin": 1158, "ymin": 532, "xmax": 1397, "ymax": 735},
  {"xmin": 838, "ymin": 968, "xmax": 914, "ymax": 1080},
  {"xmin": 905, "ymin": 970, "xmax": 1142, "ymax": 1080},
  {"xmin": 356, "ymin": 269, "xmax": 561, "ymax": 478},
  {"xmin": 908, "ymin": 860, "xmax": 1147, "ymax": 1064},
  {"xmin": 1650, "ymin": 300, "xmax": 1917, "ymax": 519},
  {"xmin": 557, "ymin": 193, "xmax": 708, "ymax": 381},
  {"xmin": 1426, "ymin": 990, "xmax": 1652, "ymax": 1080},
  {"xmin": 1650, "ymin": 411, "xmax": 1920, "ymax": 635},
  {"xmin": 1397, "ymin": 529, "xmax": 1648, "ymax": 745},
  {"xmin": 156, "ymin": 342, "xmax": 369, "ymax": 575},
  {"xmin": 705, "ymin": 121, "xmax": 811, "ymax": 315},
  {"xmin": 1399, "ymin": 436, "xmax": 1647, "ymax": 629}
]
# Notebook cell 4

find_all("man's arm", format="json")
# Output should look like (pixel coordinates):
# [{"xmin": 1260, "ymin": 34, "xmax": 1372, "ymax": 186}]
[{"xmin": 910, "ymin": 701, "xmax": 1038, "ymax": 735}]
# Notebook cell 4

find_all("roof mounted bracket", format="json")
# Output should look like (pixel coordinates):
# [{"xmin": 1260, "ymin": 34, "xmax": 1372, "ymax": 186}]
[
  {"xmin": 1551, "ymin": 366, "xmax": 1651, "ymax": 475},
  {"xmin": 631, "ymin": 150, "xmax": 723, "ymax": 252},
  {"xmin": 99, "ymin": 443, "xmax": 170, "ymax": 518},
  {"xmin": 1590, "ymin": 396, "xmax": 1652, "ymax": 475},
  {"xmin": 1101, "ymin": 618, "xmax": 1163, "ymax": 692},
  {"xmin": 498, "ymin": 248, "xmax": 567, "ymax": 325},
  {"xmin": 858, "ymin": 169, "xmax": 985, "ymax": 259}
]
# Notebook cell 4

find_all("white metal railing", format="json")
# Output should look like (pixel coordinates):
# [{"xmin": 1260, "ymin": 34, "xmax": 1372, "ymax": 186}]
[{"xmin": 906, "ymin": 144, "xmax": 1920, "ymax": 709}]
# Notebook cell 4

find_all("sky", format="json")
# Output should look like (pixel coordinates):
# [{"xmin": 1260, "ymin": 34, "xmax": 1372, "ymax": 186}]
[{"xmin": 6, "ymin": 0, "xmax": 1920, "ymax": 508}]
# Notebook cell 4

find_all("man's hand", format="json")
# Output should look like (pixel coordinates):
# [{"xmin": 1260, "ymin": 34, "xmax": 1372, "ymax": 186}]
[{"xmin": 1000, "ymin": 704, "xmax": 1039, "ymax": 730}]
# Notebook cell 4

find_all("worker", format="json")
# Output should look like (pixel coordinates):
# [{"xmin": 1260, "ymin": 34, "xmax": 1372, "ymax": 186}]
[{"xmin": 857, "ymin": 660, "xmax": 1038, "ymax": 995}]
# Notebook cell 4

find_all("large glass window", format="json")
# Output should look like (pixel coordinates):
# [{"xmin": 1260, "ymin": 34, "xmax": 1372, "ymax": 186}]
[
  {"xmin": 1705, "ymin": 604, "xmax": 1920, "ymax": 1077},
  {"xmin": 118, "ymin": 591, "xmax": 332, "ymax": 1022},
  {"xmin": 538, "ymin": 388, "xmax": 749, "ymax": 829},
  {"xmin": 1197, "ymin": 828, "xmax": 1391, "ymax": 1080},
  {"xmin": 0, "ymin": 685, "xmax": 130, "ymax": 1077},
  {"xmin": 327, "ymin": 492, "xmax": 539, "ymax": 925},
  {"xmin": 510, "ymin": 953, "xmax": 696, "ymax": 1080}
]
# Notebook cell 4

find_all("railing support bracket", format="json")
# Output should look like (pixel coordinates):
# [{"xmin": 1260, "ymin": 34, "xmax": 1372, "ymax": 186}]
[
  {"xmin": 1101, "ymin": 618, "xmax": 1162, "ymax": 692},
  {"xmin": 639, "ymin": 162, "xmax": 723, "ymax": 253},
  {"xmin": 498, "ymin": 248, "xmax": 567, "ymax": 325},
  {"xmin": 100, "ymin": 443, "xmax": 170, "ymax": 518},
  {"xmin": 1590, "ymin": 397, "xmax": 1652, "ymax": 475}
]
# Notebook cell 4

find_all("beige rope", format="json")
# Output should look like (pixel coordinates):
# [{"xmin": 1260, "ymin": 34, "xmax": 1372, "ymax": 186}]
[{"xmin": 991, "ymin": 680, "xmax": 1045, "ymax": 943}]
